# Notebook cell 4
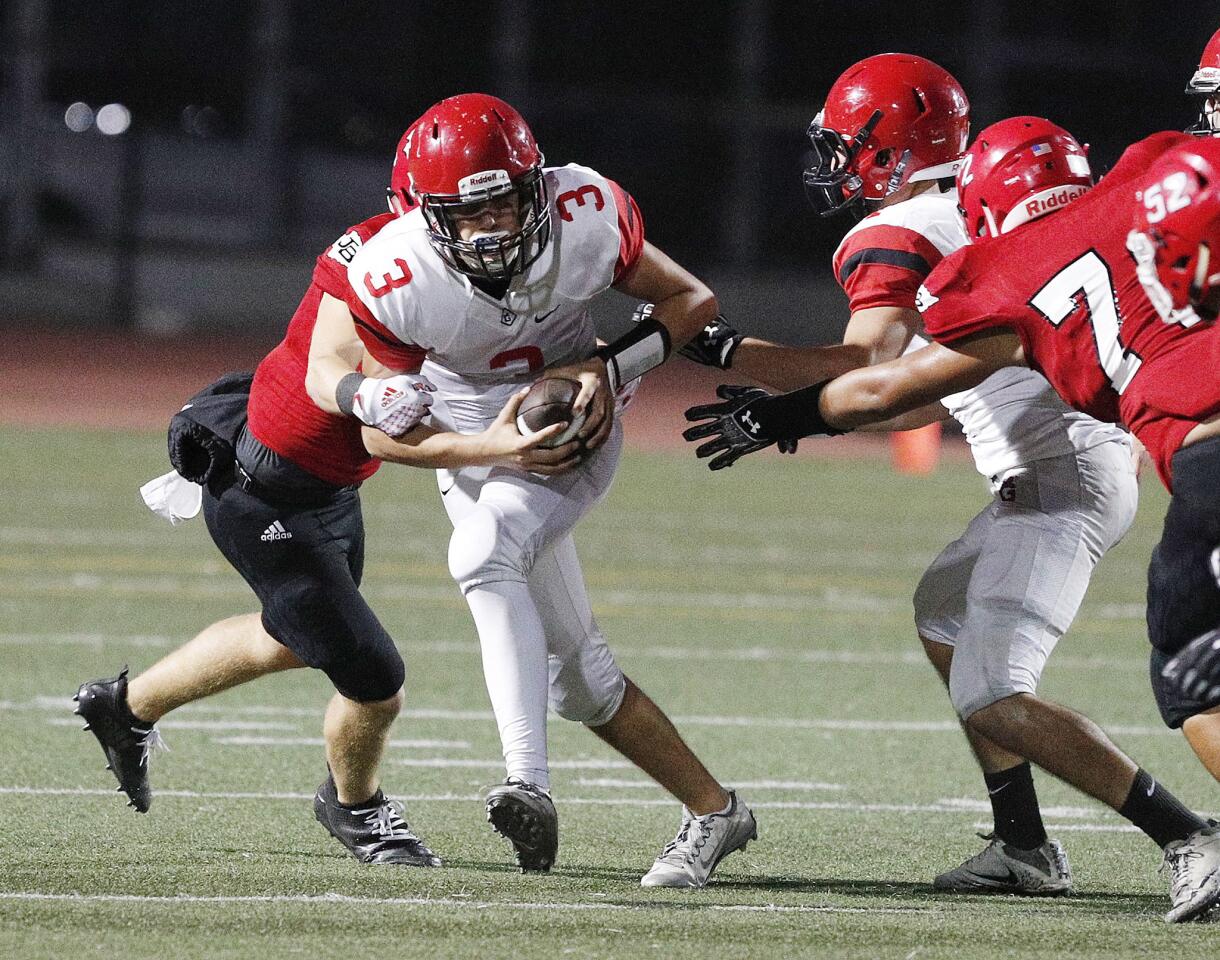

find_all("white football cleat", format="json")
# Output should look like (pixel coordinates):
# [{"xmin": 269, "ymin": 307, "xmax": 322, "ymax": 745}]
[
  {"xmin": 1163, "ymin": 821, "xmax": 1220, "ymax": 923},
  {"xmin": 933, "ymin": 834, "xmax": 1072, "ymax": 895},
  {"xmin": 640, "ymin": 790, "xmax": 757, "ymax": 889}
]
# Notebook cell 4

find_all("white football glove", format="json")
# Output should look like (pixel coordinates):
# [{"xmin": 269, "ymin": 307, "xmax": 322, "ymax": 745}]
[{"xmin": 352, "ymin": 374, "xmax": 436, "ymax": 438}]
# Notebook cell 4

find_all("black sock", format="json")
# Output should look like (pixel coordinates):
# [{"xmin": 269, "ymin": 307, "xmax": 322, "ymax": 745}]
[
  {"xmin": 984, "ymin": 762, "xmax": 1048, "ymax": 850},
  {"xmin": 1118, "ymin": 768, "xmax": 1206, "ymax": 848}
]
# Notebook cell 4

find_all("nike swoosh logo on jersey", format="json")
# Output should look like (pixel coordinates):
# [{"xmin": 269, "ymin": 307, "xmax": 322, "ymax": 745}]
[{"xmin": 533, "ymin": 307, "xmax": 560, "ymax": 324}]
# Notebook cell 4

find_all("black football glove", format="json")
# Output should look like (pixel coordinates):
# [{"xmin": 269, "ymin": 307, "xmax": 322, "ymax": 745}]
[
  {"xmin": 679, "ymin": 315, "xmax": 744, "ymax": 369},
  {"xmin": 1161, "ymin": 628, "xmax": 1220, "ymax": 706},
  {"xmin": 683, "ymin": 380, "xmax": 847, "ymax": 471},
  {"xmin": 682, "ymin": 385, "xmax": 776, "ymax": 470}
]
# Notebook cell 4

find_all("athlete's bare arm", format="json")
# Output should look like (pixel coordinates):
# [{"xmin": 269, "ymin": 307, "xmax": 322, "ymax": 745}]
[
  {"xmin": 546, "ymin": 240, "xmax": 718, "ymax": 451},
  {"xmin": 732, "ymin": 305, "xmax": 918, "ymax": 392},
  {"xmin": 360, "ymin": 391, "xmax": 580, "ymax": 476},
  {"xmin": 819, "ymin": 331, "xmax": 1024, "ymax": 430},
  {"xmin": 727, "ymin": 303, "xmax": 948, "ymax": 430},
  {"xmin": 305, "ymin": 294, "xmax": 368, "ymax": 414},
  {"xmin": 614, "ymin": 241, "xmax": 718, "ymax": 348}
]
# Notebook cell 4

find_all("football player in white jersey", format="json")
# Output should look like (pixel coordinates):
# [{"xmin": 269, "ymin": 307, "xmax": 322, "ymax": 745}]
[
  {"xmin": 680, "ymin": 56, "xmax": 1146, "ymax": 896},
  {"xmin": 305, "ymin": 94, "xmax": 756, "ymax": 886}
]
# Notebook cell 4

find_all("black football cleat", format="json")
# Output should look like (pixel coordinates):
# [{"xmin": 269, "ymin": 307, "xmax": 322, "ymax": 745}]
[
  {"xmin": 486, "ymin": 778, "xmax": 558, "ymax": 873},
  {"xmin": 313, "ymin": 776, "xmax": 442, "ymax": 866},
  {"xmin": 74, "ymin": 667, "xmax": 166, "ymax": 813}
]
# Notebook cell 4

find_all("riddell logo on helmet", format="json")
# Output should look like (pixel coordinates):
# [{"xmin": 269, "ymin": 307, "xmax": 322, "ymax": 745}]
[
  {"xmin": 1024, "ymin": 185, "xmax": 1089, "ymax": 219},
  {"xmin": 458, "ymin": 169, "xmax": 510, "ymax": 195}
]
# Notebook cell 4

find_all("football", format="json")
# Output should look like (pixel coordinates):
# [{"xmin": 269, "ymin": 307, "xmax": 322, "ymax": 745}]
[{"xmin": 515, "ymin": 377, "xmax": 586, "ymax": 447}]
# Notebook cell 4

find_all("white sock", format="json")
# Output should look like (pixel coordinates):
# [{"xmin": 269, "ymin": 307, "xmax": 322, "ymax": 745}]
[{"xmin": 464, "ymin": 580, "xmax": 551, "ymax": 791}]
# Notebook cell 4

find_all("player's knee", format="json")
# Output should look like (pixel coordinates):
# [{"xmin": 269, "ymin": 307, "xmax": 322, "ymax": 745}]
[
  {"xmin": 448, "ymin": 505, "xmax": 525, "ymax": 591},
  {"xmin": 550, "ymin": 654, "xmax": 626, "ymax": 725},
  {"xmin": 351, "ymin": 684, "xmax": 404, "ymax": 718},
  {"xmin": 329, "ymin": 640, "xmax": 405, "ymax": 704}
]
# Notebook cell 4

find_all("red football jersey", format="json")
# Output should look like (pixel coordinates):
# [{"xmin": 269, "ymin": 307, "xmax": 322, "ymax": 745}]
[
  {"xmin": 246, "ymin": 211, "xmax": 423, "ymax": 487},
  {"xmin": 919, "ymin": 131, "xmax": 1220, "ymax": 490}
]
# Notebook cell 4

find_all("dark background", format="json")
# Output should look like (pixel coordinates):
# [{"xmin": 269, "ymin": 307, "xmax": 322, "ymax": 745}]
[{"xmin": 0, "ymin": 1, "xmax": 1214, "ymax": 338}]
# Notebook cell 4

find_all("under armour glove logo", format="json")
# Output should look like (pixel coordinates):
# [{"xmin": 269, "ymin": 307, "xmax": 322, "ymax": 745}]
[
  {"xmin": 682, "ymin": 385, "xmax": 780, "ymax": 470},
  {"xmin": 678, "ymin": 315, "xmax": 744, "ymax": 370}
]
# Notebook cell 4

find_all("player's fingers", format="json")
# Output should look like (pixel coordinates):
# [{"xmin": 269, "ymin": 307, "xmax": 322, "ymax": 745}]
[
  {"xmin": 527, "ymin": 436, "xmax": 581, "ymax": 463},
  {"xmin": 708, "ymin": 450, "xmax": 738, "ymax": 470},
  {"xmin": 684, "ymin": 401, "xmax": 729, "ymax": 422},
  {"xmin": 682, "ymin": 420, "xmax": 723, "ymax": 442},
  {"xmin": 580, "ymin": 396, "xmax": 613, "ymax": 448},
  {"xmin": 571, "ymin": 374, "xmax": 600, "ymax": 416},
  {"xmin": 715, "ymin": 383, "xmax": 752, "ymax": 401},
  {"xmin": 499, "ymin": 387, "xmax": 532, "ymax": 424},
  {"xmin": 694, "ymin": 437, "xmax": 729, "ymax": 459},
  {"xmin": 518, "ymin": 421, "xmax": 568, "ymax": 449}
]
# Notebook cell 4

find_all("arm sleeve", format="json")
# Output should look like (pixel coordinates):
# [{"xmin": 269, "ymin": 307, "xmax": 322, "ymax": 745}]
[
  {"xmin": 606, "ymin": 178, "xmax": 646, "ymax": 283},
  {"xmin": 833, "ymin": 224, "xmax": 945, "ymax": 312}
]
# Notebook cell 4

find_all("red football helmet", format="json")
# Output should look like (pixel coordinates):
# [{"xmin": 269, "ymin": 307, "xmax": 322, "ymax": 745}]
[
  {"xmin": 1187, "ymin": 28, "xmax": 1220, "ymax": 136},
  {"xmin": 396, "ymin": 93, "xmax": 550, "ymax": 280},
  {"xmin": 387, "ymin": 120, "xmax": 420, "ymax": 216},
  {"xmin": 803, "ymin": 53, "xmax": 970, "ymax": 218},
  {"xmin": 956, "ymin": 116, "xmax": 1093, "ymax": 239},
  {"xmin": 1129, "ymin": 138, "xmax": 1220, "ymax": 322}
]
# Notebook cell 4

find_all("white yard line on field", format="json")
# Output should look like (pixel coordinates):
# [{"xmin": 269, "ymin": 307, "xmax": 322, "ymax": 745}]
[
  {"xmin": 574, "ymin": 778, "xmax": 844, "ymax": 792},
  {"xmin": 0, "ymin": 633, "xmax": 1149, "ymax": 670},
  {"xmin": 210, "ymin": 736, "xmax": 471, "ymax": 750},
  {"xmin": 46, "ymin": 717, "xmax": 299, "ymax": 732},
  {"xmin": 12, "ymin": 695, "xmax": 1176, "ymax": 737},
  {"xmin": 0, "ymin": 890, "xmax": 933, "ymax": 916},
  {"xmin": 0, "ymin": 785, "xmax": 1135, "ymax": 822},
  {"xmin": 0, "ymin": 576, "xmax": 1150, "ymax": 623}
]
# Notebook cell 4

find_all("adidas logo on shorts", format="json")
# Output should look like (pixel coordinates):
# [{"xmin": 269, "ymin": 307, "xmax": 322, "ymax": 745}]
[{"xmin": 260, "ymin": 520, "xmax": 292, "ymax": 542}]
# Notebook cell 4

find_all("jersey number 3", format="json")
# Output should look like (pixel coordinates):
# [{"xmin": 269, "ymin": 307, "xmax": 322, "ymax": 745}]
[{"xmin": 1029, "ymin": 250, "xmax": 1142, "ymax": 394}]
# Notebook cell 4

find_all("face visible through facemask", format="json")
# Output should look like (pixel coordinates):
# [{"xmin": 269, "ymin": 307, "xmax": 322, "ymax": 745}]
[{"xmin": 448, "ymin": 194, "xmax": 526, "ymax": 277}]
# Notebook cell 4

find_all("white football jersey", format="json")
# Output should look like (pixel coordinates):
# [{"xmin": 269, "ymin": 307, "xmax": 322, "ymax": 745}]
[
  {"xmin": 840, "ymin": 188, "xmax": 1129, "ymax": 479},
  {"xmin": 345, "ymin": 164, "xmax": 636, "ymax": 433}
]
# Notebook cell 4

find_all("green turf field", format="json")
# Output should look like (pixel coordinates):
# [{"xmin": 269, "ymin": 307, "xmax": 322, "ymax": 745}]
[{"xmin": 1, "ymin": 425, "xmax": 1216, "ymax": 959}]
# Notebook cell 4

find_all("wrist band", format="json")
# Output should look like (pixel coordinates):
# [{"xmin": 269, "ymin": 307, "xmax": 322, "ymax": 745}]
[
  {"xmin": 595, "ymin": 317, "xmax": 671, "ymax": 393},
  {"xmin": 757, "ymin": 380, "xmax": 850, "ymax": 441},
  {"xmin": 335, "ymin": 372, "xmax": 365, "ymax": 417}
]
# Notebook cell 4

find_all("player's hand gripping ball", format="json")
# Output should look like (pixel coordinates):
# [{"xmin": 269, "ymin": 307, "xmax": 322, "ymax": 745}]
[{"xmin": 515, "ymin": 377, "xmax": 586, "ymax": 448}]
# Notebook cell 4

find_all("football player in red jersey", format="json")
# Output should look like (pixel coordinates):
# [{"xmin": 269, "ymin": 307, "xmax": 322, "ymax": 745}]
[
  {"xmin": 306, "ymin": 94, "xmax": 757, "ymax": 886},
  {"xmin": 679, "ymin": 55, "xmax": 1144, "ymax": 897},
  {"xmin": 1187, "ymin": 28, "xmax": 1220, "ymax": 135},
  {"xmin": 685, "ymin": 121, "xmax": 1220, "ymax": 921},
  {"xmin": 74, "ymin": 207, "xmax": 448, "ymax": 867}
]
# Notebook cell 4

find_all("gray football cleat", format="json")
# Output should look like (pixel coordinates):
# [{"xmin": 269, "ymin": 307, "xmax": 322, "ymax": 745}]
[
  {"xmin": 640, "ymin": 790, "xmax": 757, "ymax": 888},
  {"xmin": 486, "ymin": 778, "xmax": 558, "ymax": 873},
  {"xmin": 1163, "ymin": 821, "xmax": 1220, "ymax": 923},
  {"xmin": 74, "ymin": 667, "xmax": 167, "ymax": 813},
  {"xmin": 933, "ymin": 834, "xmax": 1072, "ymax": 895}
]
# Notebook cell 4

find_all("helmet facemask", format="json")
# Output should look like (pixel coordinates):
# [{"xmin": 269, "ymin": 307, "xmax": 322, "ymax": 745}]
[
  {"xmin": 1188, "ymin": 95, "xmax": 1220, "ymax": 136},
  {"xmin": 419, "ymin": 166, "xmax": 551, "ymax": 281},
  {"xmin": 802, "ymin": 109, "xmax": 883, "ymax": 218}
]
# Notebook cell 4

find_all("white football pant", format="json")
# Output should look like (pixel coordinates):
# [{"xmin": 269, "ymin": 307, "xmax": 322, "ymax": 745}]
[
  {"xmin": 914, "ymin": 439, "xmax": 1138, "ymax": 718},
  {"xmin": 440, "ymin": 422, "xmax": 627, "ymax": 790}
]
